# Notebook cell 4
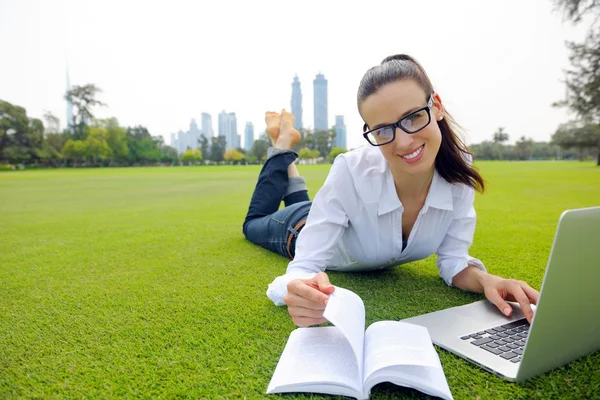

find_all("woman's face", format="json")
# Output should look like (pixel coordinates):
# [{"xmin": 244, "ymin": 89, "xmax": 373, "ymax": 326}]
[{"xmin": 359, "ymin": 79, "xmax": 444, "ymax": 175}]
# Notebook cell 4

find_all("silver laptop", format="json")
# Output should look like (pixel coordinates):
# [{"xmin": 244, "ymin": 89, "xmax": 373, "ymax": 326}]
[{"xmin": 403, "ymin": 207, "xmax": 600, "ymax": 382}]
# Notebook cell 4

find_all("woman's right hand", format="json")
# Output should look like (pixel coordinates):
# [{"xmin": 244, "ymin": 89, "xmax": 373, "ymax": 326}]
[{"xmin": 284, "ymin": 272, "xmax": 335, "ymax": 327}]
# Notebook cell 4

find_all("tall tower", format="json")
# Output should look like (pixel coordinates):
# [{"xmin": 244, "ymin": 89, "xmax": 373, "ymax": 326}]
[
  {"xmin": 291, "ymin": 75, "xmax": 303, "ymax": 130},
  {"xmin": 244, "ymin": 122, "xmax": 255, "ymax": 150},
  {"xmin": 65, "ymin": 66, "xmax": 74, "ymax": 130},
  {"xmin": 313, "ymin": 73, "xmax": 328, "ymax": 132},
  {"xmin": 334, "ymin": 115, "xmax": 347, "ymax": 150},
  {"xmin": 218, "ymin": 111, "xmax": 239, "ymax": 150},
  {"xmin": 201, "ymin": 112, "xmax": 213, "ymax": 138}
]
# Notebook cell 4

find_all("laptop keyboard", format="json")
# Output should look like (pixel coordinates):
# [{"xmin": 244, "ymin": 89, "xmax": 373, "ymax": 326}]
[{"xmin": 460, "ymin": 318, "xmax": 530, "ymax": 363}]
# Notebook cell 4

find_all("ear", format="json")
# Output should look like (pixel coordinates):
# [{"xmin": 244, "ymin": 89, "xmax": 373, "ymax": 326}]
[{"xmin": 432, "ymin": 92, "xmax": 445, "ymax": 121}]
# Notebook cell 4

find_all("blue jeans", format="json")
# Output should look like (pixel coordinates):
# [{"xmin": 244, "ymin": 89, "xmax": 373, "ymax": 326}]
[{"xmin": 243, "ymin": 151, "xmax": 312, "ymax": 259}]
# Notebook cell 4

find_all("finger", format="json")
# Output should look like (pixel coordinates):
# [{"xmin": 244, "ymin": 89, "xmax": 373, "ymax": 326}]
[
  {"xmin": 284, "ymin": 293, "xmax": 326, "ymax": 310},
  {"xmin": 293, "ymin": 316, "xmax": 328, "ymax": 328},
  {"xmin": 288, "ymin": 306, "xmax": 325, "ymax": 319},
  {"xmin": 290, "ymin": 281, "xmax": 329, "ymax": 305},
  {"xmin": 519, "ymin": 281, "xmax": 540, "ymax": 305},
  {"xmin": 509, "ymin": 284, "xmax": 534, "ymax": 324},
  {"xmin": 314, "ymin": 272, "xmax": 335, "ymax": 295},
  {"xmin": 486, "ymin": 289, "xmax": 513, "ymax": 317}
]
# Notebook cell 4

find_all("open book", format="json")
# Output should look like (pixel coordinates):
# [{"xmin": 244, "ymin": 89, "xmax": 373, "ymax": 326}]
[{"xmin": 266, "ymin": 287, "xmax": 453, "ymax": 400}]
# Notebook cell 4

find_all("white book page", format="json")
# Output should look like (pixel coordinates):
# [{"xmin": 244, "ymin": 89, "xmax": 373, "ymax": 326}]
[
  {"xmin": 363, "ymin": 321, "xmax": 452, "ymax": 400},
  {"xmin": 364, "ymin": 321, "xmax": 440, "ymax": 379},
  {"xmin": 267, "ymin": 326, "xmax": 362, "ymax": 396},
  {"xmin": 323, "ymin": 286, "xmax": 366, "ymax": 379}
]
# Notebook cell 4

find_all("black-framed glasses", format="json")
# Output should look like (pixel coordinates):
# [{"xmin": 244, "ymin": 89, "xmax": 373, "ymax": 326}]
[{"xmin": 362, "ymin": 95, "xmax": 434, "ymax": 146}]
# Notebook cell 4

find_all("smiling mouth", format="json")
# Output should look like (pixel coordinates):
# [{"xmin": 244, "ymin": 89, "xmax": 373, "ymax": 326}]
[{"xmin": 401, "ymin": 144, "xmax": 424, "ymax": 160}]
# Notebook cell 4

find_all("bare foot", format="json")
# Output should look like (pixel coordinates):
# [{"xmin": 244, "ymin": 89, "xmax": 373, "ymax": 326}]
[
  {"xmin": 265, "ymin": 111, "xmax": 281, "ymax": 145},
  {"xmin": 276, "ymin": 109, "xmax": 301, "ymax": 149}
]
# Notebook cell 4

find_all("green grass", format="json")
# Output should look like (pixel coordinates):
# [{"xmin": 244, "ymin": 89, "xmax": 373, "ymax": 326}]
[{"xmin": 1, "ymin": 161, "xmax": 599, "ymax": 399}]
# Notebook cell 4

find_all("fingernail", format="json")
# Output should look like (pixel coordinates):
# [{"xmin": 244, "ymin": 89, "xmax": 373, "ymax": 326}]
[{"xmin": 503, "ymin": 307, "xmax": 511, "ymax": 316}]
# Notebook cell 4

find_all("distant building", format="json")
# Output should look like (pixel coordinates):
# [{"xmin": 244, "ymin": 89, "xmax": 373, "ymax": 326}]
[
  {"xmin": 244, "ymin": 122, "xmax": 255, "ymax": 150},
  {"xmin": 291, "ymin": 75, "xmax": 303, "ymax": 130},
  {"xmin": 313, "ymin": 73, "xmax": 328, "ymax": 131},
  {"xmin": 177, "ymin": 130, "xmax": 186, "ymax": 154},
  {"xmin": 201, "ymin": 112, "xmax": 213, "ymax": 138},
  {"xmin": 218, "ymin": 111, "xmax": 240, "ymax": 150},
  {"xmin": 188, "ymin": 119, "xmax": 201, "ymax": 148},
  {"xmin": 333, "ymin": 115, "xmax": 347, "ymax": 150},
  {"xmin": 65, "ymin": 66, "xmax": 74, "ymax": 130},
  {"xmin": 170, "ymin": 119, "xmax": 204, "ymax": 154}
]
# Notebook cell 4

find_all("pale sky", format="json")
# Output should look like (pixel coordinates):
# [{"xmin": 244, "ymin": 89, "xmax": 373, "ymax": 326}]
[{"xmin": 0, "ymin": 0, "xmax": 590, "ymax": 149}]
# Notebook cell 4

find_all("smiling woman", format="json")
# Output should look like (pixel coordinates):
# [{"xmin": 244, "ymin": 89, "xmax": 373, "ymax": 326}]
[{"xmin": 242, "ymin": 54, "xmax": 540, "ymax": 329}]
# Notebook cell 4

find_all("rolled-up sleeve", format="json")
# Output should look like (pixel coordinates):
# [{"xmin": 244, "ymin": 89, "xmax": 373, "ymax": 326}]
[
  {"xmin": 435, "ymin": 186, "xmax": 486, "ymax": 286},
  {"xmin": 266, "ymin": 156, "xmax": 351, "ymax": 306}
]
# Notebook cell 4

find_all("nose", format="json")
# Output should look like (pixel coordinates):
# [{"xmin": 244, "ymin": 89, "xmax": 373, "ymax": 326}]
[{"xmin": 393, "ymin": 127, "xmax": 416, "ymax": 153}]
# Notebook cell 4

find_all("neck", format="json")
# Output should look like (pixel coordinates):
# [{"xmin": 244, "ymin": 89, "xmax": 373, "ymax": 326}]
[{"xmin": 390, "ymin": 165, "xmax": 435, "ymax": 203}]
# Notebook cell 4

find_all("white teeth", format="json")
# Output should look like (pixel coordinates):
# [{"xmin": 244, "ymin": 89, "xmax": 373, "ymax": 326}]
[{"xmin": 402, "ymin": 145, "xmax": 423, "ymax": 160}]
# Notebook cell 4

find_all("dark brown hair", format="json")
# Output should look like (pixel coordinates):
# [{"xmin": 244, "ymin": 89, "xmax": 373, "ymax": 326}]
[{"xmin": 357, "ymin": 54, "xmax": 485, "ymax": 193}]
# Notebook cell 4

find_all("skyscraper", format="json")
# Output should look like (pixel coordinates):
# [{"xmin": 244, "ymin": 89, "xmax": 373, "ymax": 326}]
[
  {"xmin": 333, "ymin": 115, "xmax": 347, "ymax": 150},
  {"xmin": 313, "ymin": 73, "xmax": 328, "ymax": 132},
  {"xmin": 244, "ymin": 122, "xmax": 255, "ymax": 150},
  {"xmin": 218, "ymin": 111, "xmax": 239, "ymax": 150},
  {"xmin": 177, "ymin": 130, "xmax": 186, "ymax": 154},
  {"xmin": 291, "ymin": 75, "xmax": 303, "ymax": 130},
  {"xmin": 201, "ymin": 112, "xmax": 213, "ymax": 138},
  {"xmin": 65, "ymin": 66, "xmax": 74, "ymax": 130},
  {"xmin": 188, "ymin": 119, "xmax": 201, "ymax": 149}
]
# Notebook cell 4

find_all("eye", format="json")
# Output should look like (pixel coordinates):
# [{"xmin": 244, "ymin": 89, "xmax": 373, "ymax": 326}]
[{"xmin": 377, "ymin": 127, "xmax": 394, "ymax": 138}]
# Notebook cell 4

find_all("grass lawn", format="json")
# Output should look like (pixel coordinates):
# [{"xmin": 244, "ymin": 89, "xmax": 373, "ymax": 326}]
[{"xmin": 1, "ymin": 161, "xmax": 599, "ymax": 399}]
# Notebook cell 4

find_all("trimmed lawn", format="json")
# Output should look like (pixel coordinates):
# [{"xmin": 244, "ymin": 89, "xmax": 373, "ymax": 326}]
[{"xmin": 1, "ymin": 161, "xmax": 599, "ymax": 399}]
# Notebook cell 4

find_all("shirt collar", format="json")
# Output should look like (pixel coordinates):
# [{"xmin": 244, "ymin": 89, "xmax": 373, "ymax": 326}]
[{"xmin": 377, "ymin": 167, "xmax": 454, "ymax": 216}]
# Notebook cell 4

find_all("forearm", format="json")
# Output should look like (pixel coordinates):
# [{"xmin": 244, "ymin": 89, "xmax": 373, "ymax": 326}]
[{"xmin": 451, "ymin": 264, "xmax": 490, "ymax": 293}]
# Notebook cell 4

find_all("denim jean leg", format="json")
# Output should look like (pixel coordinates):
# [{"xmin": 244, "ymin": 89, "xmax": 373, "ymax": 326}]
[
  {"xmin": 243, "ymin": 151, "xmax": 299, "ymax": 236},
  {"xmin": 244, "ymin": 201, "xmax": 311, "ymax": 259}
]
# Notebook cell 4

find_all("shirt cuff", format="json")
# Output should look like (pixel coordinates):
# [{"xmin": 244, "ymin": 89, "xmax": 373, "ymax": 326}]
[
  {"xmin": 266, "ymin": 271, "xmax": 318, "ymax": 306},
  {"xmin": 441, "ymin": 256, "xmax": 487, "ymax": 287}
]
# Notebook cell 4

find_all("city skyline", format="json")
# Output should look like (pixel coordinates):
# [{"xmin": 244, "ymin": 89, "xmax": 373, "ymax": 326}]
[{"xmin": 1, "ymin": 1, "xmax": 588, "ymax": 150}]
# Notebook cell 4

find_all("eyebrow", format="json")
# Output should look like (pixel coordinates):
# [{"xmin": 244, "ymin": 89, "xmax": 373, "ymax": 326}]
[{"xmin": 369, "ymin": 104, "xmax": 425, "ymax": 130}]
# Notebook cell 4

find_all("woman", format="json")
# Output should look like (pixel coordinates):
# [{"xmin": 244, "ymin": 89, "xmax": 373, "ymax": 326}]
[{"xmin": 243, "ymin": 54, "xmax": 539, "ymax": 328}]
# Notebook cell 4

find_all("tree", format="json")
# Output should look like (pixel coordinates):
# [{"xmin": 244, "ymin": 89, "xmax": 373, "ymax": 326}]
[
  {"xmin": 514, "ymin": 136, "xmax": 534, "ymax": 160},
  {"xmin": 0, "ymin": 100, "xmax": 45, "ymax": 164},
  {"xmin": 65, "ymin": 84, "xmax": 106, "ymax": 139},
  {"xmin": 329, "ymin": 146, "xmax": 347, "ymax": 160},
  {"xmin": 298, "ymin": 129, "xmax": 336, "ymax": 157},
  {"xmin": 199, "ymin": 136, "xmax": 209, "ymax": 161},
  {"xmin": 298, "ymin": 147, "xmax": 320, "ymax": 160},
  {"xmin": 85, "ymin": 128, "xmax": 112, "ymax": 166},
  {"xmin": 62, "ymin": 139, "xmax": 88, "ymax": 167},
  {"xmin": 208, "ymin": 136, "xmax": 227, "ymax": 162},
  {"xmin": 93, "ymin": 118, "xmax": 129, "ymax": 165},
  {"xmin": 182, "ymin": 148, "xmax": 203, "ymax": 165},
  {"xmin": 224, "ymin": 149, "xmax": 245, "ymax": 163},
  {"xmin": 492, "ymin": 127, "xmax": 510, "ymax": 144},
  {"xmin": 125, "ymin": 125, "xmax": 161, "ymax": 164},
  {"xmin": 160, "ymin": 145, "xmax": 178, "ymax": 164},
  {"xmin": 552, "ymin": 121, "xmax": 600, "ymax": 160},
  {"xmin": 249, "ymin": 138, "xmax": 269, "ymax": 162},
  {"xmin": 43, "ymin": 111, "xmax": 61, "ymax": 135},
  {"xmin": 553, "ymin": 0, "xmax": 600, "ymax": 164}
]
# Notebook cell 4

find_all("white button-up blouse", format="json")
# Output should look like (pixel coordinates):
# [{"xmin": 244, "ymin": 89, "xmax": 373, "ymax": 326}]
[{"xmin": 267, "ymin": 145, "xmax": 486, "ymax": 306}]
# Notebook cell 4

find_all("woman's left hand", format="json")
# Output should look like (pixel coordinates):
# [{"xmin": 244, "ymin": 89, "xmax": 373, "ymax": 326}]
[{"xmin": 480, "ymin": 274, "xmax": 540, "ymax": 324}]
